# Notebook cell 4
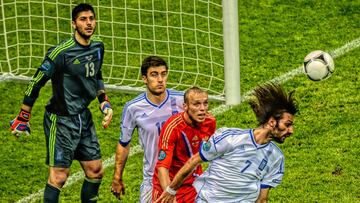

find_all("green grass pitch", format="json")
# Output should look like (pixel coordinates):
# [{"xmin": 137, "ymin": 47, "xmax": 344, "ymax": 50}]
[{"xmin": 1, "ymin": 0, "xmax": 360, "ymax": 202}]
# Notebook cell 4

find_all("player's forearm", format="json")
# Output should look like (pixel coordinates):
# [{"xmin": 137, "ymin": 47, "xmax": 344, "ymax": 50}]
[
  {"xmin": 170, "ymin": 153, "xmax": 202, "ymax": 190},
  {"xmin": 158, "ymin": 167, "xmax": 171, "ymax": 190},
  {"xmin": 255, "ymin": 188, "xmax": 270, "ymax": 203},
  {"xmin": 113, "ymin": 143, "xmax": 130, "ymax": 181},
  {"xmin": 22, "ymin": 69, "xmax": 49, "ymax": 107},
  {"xmin": 96, "ymin": 78, "xmax": 105, "ymax": 94}
]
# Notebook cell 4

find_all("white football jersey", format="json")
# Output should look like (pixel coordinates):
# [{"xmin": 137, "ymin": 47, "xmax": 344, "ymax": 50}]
[
  {"xmin": 194, "ymin": 127, "xmax": 285, "ymax": 203},
  {"xmin": 119, "ymin": 89, "xmax": 184, "ymax": 184}
]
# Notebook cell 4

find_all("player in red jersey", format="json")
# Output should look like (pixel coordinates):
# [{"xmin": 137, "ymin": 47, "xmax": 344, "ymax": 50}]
[{"xmin": 152, "ymin": 86, "xmax": 216, "ymax": 203}]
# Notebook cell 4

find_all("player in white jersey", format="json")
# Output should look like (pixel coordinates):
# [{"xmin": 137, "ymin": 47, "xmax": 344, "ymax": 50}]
[
  {"xmin": 111, "ymin": 56, "xmax": 184, "ymax": 202},
  {"xmin": 193, "ymin": 127, "xmax": 285, "ymax": 202},
  {"xmin": 155, "ymin": 82, "xmax": 298, "ymax": 203}
]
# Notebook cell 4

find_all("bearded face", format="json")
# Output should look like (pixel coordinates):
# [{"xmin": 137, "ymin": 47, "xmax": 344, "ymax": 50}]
[{"xmin": 270, "ymin": 113, "xmax": 294, "ymax": 144}]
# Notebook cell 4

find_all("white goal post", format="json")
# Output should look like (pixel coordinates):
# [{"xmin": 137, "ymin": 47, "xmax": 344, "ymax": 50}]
[{"xmin": 0, "ymin": 0, "xmax": 240, "ymax": 104}]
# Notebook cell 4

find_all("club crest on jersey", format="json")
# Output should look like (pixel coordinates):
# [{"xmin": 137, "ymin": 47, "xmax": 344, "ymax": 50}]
[
  {"xmin": 85, "ymin": 55, "xmax": 93, "ymax": 61},
  {"xmin": 158, "ymin": 150, "xmax": 166, "ymax": 160},
  {"xmin": 192, "ymin": 135, "xmax": 200, "ymax": 147},
  {"xmin": 202, "ymin": 141, "xmax": 211, "ymax": 151}
]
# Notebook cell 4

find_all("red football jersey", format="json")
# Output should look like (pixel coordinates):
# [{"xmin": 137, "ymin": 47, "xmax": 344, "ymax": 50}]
[{"xmin": 153, "ymin": 112, "xmax": 216, "ymax": 200}]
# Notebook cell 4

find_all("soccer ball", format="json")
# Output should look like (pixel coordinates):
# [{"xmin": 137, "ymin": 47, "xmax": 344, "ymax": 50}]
[{"xmin": 303, "ymin": 50, "xmax": 334, "ymax": 81}]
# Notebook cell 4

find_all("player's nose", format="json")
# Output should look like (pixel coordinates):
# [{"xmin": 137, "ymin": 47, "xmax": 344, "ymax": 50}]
[
  {"xmin": 158, "ymin": 75, "xmax": 164, "ymax": 82},
  {"xmin": 86, "ymin": 18, "xmax": 92, "ymax": 25},
  {"xmin": 288, "ymin": 126, "xmax": 294, "ymax": 134},
  {"xmin": 199, "ymin": 103, "xmax": 206, "ymax": 111}
]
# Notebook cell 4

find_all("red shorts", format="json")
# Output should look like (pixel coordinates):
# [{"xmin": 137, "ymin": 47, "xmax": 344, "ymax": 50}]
[{"xmin": 152, "ymin": 184, "xmax": 197, "ymax": 203}]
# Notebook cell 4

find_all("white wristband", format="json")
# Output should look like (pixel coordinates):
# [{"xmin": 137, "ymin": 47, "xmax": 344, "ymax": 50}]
[{"xmin": 165, "ymin": 186, "xmax": 177, "ymax": 196}]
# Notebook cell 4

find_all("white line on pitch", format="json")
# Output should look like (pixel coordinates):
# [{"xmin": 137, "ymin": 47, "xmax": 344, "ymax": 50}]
[
  {"xmin": 16, "ymin": 146, "xmax": 144, "ymax": 203},
  {"xmin": 213, "ymin": 37, "xmax": 360, "ymax": 115},
  {"xmin": 16, "ymin": 36, "xmax": 360, "ymax": 203}
]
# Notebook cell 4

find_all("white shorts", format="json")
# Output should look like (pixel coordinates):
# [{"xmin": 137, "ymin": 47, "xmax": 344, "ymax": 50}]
[{"xmin": 140, "ymin": 181, "xmax": 153, "ymax": 203}]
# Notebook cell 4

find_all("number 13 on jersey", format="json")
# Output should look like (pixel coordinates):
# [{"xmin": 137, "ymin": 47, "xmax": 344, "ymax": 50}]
[{"xmin": 85, "ymin": 62, "xmax": 95, "ymax": 77}]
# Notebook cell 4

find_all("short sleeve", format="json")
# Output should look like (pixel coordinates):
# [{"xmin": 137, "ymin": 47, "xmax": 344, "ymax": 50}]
[
  {"xmin": 199, "ymin": 128, "xmax": 235, "ymax": 162},
  {"xmin": 261, "ymin": 156, "xmax": 285, "ymax": 188},
  {"xmin": 119, "ymin": 104, "xmax": 136, "ymax": 146}
]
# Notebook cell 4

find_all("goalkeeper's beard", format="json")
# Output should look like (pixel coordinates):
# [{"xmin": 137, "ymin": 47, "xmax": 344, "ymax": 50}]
[
  {"xmin": 76, "ymin": 27, "xmax": 95, "ymax": 40},
  {"xmin": 148, "ymin": 87, "xmax": 165, "ymax": 97}
]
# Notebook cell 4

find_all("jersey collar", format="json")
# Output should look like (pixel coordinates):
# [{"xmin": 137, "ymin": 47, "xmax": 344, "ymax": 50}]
[
  {"xmin": 250, "ymin": 129, "xmax": 270, "ymax": 149},
  {"xmin": 145, "ymin": 89, "xmax": 169, "ymax": 108}
]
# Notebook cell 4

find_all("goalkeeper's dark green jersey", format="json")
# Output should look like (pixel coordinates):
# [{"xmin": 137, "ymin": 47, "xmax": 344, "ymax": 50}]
[{"xmin": 23, "ymin": 35, "xmax": 105, "ymax": 115}]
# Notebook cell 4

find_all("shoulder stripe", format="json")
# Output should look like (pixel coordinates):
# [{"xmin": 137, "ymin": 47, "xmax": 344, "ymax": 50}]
[
  {"xmin": 161, "ymin": 115, "xmax": 182, "ymax": 149},
  {"xmin": 49, "ymin": 38, "xmax": 75, "ymax": 60},
  {"xmin": 126, "ymin": 93, "xmax": 146, "ymax": 107},
  {"xmin": 214, "ymin": 128, "xmax": 248, "ymax": 144},
  {"xmin": 212, "ymin": 135, "xmax": 218, "ymax": 152},
  {"xmin": 121, "ymin": 94, "xmax": 146, "ymax": 121},
  {"xmin": 168, "ymin": 89, "xmax": 184, "ymax": 96}
]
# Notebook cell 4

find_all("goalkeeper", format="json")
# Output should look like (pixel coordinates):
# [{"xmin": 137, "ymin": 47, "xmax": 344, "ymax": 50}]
[{"xmin": 9, "ymin": 3, "xmax": 113, "ymax": 203}]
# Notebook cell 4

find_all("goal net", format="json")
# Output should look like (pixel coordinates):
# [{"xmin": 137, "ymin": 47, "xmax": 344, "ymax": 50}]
[{"xmin": 0, "ymin": 0, "xmax": 229, "ymax": 101}]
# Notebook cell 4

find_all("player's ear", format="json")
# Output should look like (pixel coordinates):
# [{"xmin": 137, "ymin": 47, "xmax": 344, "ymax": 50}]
[
  {"xmin": 267, "ymin": 117, "xmax": 276, "ymax": 129},
  {"xmin": 183, "ymin": 102, "xmax": 188, "ymax": 111},
  {"xmin": 142, "ymin": 75, "xmax": 148, "ymax": 84},
  {"xmin": 71, "ymin": 21, "xmax": 76, "ymax": 30}
]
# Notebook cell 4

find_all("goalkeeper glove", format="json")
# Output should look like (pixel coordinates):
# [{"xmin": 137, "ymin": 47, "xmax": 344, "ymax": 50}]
[
  {"xmin": 98, "ymin": 93, "xmax": 113, "ymax": 128},
  {"xmin": 100, "ymin": 101, "xmax": 113, "ymax": 128},
  {"xmin": 10, "ymin": 109, "xmax": 31, "ymax": 137}
]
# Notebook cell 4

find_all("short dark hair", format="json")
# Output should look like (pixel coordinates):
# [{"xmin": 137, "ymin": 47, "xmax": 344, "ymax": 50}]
[
  {"xmin": 248, "ymin": 82, "xmax": 298, "ymax": 125},
  {"xmin": 72, "ymin": 3, "xmax": 95, "ymax": 21},
  {"xmin": 141, "ymin": 56, "xmax": 168, "ymax": 76},
  {"xmin": 184, "ymin": 86, "xmax": 208, "ymax": 103}
]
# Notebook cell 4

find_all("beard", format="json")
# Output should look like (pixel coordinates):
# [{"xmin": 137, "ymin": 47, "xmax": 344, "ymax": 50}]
[
  {"xmin": 75, "ymin": 27, "xmax": 94, "ymax": 40},
  {"xmin": 269, "ymin": 127, "xmax": 287, "ymax": 144},
  {"xmin": 147, "ymin": 85, "xmax": 166, "ymax": 96},
  {"xmin": 271, "ymin": 135, "xmax": 285, "ymax": 144},
  {"xmin": 148, "ymin": 88, "xmax": 164, "ymax": 96}
]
